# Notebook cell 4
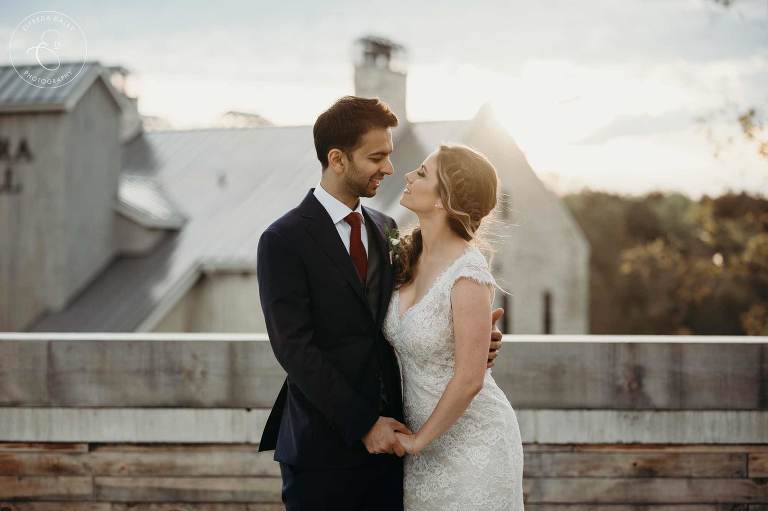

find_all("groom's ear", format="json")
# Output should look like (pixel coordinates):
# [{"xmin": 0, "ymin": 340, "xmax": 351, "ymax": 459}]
[{"xmin": 327, "ymin": 148, "xmax": 347, "ymax": 175}]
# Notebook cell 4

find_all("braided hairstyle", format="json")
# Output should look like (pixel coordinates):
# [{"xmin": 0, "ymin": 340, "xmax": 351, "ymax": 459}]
[{"xmin": 393, "ymin": 144, "xmax": 498, "ymax": 288}]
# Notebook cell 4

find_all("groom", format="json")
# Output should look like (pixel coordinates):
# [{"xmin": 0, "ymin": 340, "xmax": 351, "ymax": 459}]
[{"xmin": 257, "ymin": 96, "xmax": 504, "ymax": 510}]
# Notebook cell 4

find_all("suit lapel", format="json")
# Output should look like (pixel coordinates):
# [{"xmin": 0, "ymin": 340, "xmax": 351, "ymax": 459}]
[
  {"xmin": 362, "ymin": 205, "xmax": 394, "ymax": 329},
  {"xmin": 300, "ymin": 189, "xmax": 370, "ymax": 312}
]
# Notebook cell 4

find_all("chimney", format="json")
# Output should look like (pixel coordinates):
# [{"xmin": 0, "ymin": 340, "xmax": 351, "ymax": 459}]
[
  {"xmin": 354, "ymin": 36, "xmax": 408, "ymax": 126},
  {"xmin": 106, "ymin": 65, "xmax": 143, "ymax": 142}
]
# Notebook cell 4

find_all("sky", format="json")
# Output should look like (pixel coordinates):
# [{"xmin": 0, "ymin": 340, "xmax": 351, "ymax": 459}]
[{"xmin": 1, "ymin": 0, "xmax": 767, "ymax": 198}]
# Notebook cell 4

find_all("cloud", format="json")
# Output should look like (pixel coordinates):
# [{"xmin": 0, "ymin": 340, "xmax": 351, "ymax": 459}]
[{"xmin": 575, "ymin": 109, "xmax": 700, "ymax": 144}]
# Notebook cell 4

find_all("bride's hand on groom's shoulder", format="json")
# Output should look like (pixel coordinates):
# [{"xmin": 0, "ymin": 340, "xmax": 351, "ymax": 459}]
[{"xmin": 395, "ymin": 432, "xmax": 425, "ymax": 456}]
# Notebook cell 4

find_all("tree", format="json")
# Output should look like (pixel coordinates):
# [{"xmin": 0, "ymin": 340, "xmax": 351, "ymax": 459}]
[
  {"xmin": 617, "ymin": 239, "xmax": 688, "ymax": 334},
  {"xmin": 564, "ymin": 189, "xmax": 768, "ymax": 335},
  {"xmin": 702, "ymin": 0, "xmax": 768, "ymax": 166}
]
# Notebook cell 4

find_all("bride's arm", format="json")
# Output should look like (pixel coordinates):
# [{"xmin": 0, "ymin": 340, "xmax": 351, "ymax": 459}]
[{"xmin": 399, "ymin": 277, "xmax": 492, "ymax": 454}]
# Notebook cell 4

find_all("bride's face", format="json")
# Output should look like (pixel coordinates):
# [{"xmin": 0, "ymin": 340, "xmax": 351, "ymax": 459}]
[{"xmin": 400, "ymin": 150, "xmax": 442, "ymax": 214}]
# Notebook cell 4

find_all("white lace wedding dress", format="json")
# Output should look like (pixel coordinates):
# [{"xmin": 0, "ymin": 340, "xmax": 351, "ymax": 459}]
[{"xmin": 383, "ymin": 245, "xmax": 525, "ymax": 510}]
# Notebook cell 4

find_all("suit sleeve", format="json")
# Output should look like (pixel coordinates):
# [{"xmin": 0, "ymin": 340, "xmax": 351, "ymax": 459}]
[{"xmin": 257, "ymin": 227, "xmax": 379, "ymax": 448}]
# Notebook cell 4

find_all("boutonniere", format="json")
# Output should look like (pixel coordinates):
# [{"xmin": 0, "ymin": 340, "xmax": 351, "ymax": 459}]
[{"xmin": 384, "ymin": 226, "xmax": 401, "ymax": 265}]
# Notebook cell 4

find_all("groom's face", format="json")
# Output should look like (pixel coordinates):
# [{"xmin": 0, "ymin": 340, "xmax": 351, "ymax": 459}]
[{"xmin": 342, "ymin": 127, "xmax": 394, "ymax": 198}]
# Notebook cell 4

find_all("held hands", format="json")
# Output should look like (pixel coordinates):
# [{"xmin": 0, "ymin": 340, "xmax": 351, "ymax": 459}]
[
  {"xmin": 487, "ymin": 308, "xmax": 505, "ymax": 369},
  {"xmin": 362, "ymin": 416, "xmax": 413, "ymax": 457},
  {"xmin": 395, "ymin": 432, "xmax": 426, "ymax": 456}
]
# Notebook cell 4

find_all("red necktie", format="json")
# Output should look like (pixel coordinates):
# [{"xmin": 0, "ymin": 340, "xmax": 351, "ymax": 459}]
[{"xmin": 344, "ymin": 212, "xmax": 368, "ymax": 283}]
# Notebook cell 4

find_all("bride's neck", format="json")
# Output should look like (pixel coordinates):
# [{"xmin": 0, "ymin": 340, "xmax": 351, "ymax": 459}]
[{"xmin": 418, "ymin": 214, "xmax": 466, "ymax": 260}]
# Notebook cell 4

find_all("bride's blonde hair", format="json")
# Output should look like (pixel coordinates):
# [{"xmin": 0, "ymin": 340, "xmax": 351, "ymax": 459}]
[{"xmin": 393, "ymin": 144, "xmax": 498, "ymax": 288}]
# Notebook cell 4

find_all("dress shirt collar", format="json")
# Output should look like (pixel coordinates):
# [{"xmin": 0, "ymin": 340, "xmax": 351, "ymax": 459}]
[{"xmin": 313, "ymin": 181, "xmax": 364, "ymax": 224}]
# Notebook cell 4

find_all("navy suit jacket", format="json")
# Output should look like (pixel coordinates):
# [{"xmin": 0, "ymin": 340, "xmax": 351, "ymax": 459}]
[{"xmin": 257, "ymin": 188, "xmax": 404, "ymax": 468}]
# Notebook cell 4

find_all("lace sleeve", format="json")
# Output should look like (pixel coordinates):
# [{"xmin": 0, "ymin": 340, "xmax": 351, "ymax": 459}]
[{"xmin": 450, "ymin": 254, "xmax": 498, "ymax": 303}]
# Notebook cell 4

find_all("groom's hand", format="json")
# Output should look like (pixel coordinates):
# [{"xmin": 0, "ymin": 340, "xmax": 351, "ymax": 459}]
[
  {"xmin": 487, "ymin": 308, "xmax": 505, "ymax": 369},
  {"xmin": 362, "ymin": 416, "xmax": 413, "ymax": 457}
]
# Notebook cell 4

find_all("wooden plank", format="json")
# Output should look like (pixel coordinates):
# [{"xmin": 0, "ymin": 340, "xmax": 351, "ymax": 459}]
[
  {"xmin": 0, "ymin": 504, "xmax": 109, "ymax": 510},
  {"xmin": 110, "ymin": 505, "xmax": 285, "ymax": 511},
  {"xmin": 522, "ymin": 444, "xmax": 574, "ymax": 452},
  {"xmin": 524, "ymin": 452, "xmax": 746, "ymax": 478},
  {"xmin": 0, "ymin": 504, "xmax": 108, "ymax": 511},
  {"xmin": 0, "ymin": 408, "xmax": 269, "ymax": 444},
  {"xmin": 573, "ymin": 444, "xmax": 768, "ymax": 453},
  {"xmin": 0, "ymin": 450, "xmax": 279, "ymax": 477},
  {"xmin": 517, "ymin": 410, "xmax": 768, "ymax": 444},
  {"xmin": 90, "ymin": 443, "xmax": 264, "ymax": 453},
  {"xmin": 749, "ymin": 453, "xmax": 768, "ymax": 477},
  {"xmin": 494, "ymin": 342, "xmax": 766, "ymax": 409},
  {"xmin": 0, "ymin": 408, "xmax": 270, "ymax": 444},
  {"xmin": 680, "ymin": 344, "xmax": 765, "ymax": 409},
  {"xmin": 523, "ymin": 442, "xmax": 768, "ymax": 453},
  {"xmin": 0, "ymin": 476, "xmax": 92, "ymax": 499},
  {"xmin": 0, "ymin": 339, "xmax": 765, "ymax": 410},
  {"xmin": 0, "ymin": 453, "xmax": 88, "ymax": 476},
  {"xmin": 5, "ymin": 408, "xmax": 767, "ymax": 444},
  {"xmin": 94, "ymin": 477, "xmax": 281, "ymax": 502},
  {"xmin": 524, "ymin": 506, "xmax": 748, "ymax": 511},
  {"xmin": 0, "ymin": 504, "xmax": 280, "ymax": 511},
  {"xmin": 0, "ymin": 340, "xmax": 284, "ymax": 408},
  {"xmin": 0, "ymin": 443, "xmax": 87, "ymax": 453},
  {"xmin": 87, "ymin": 451, "xmax": 280, "ymax": 477},
  {"xmin": 111, "ymin": 504, "xmax": 249, "ymax": 510},
  {"xmin": 523, "ymin": 478, "xmax": 768, "ymax": 504}
]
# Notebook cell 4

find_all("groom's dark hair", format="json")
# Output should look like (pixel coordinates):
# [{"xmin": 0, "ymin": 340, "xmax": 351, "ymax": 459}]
[{"xmin": 313, "ymin": 96, "xmax": 398, "ymax": 170}]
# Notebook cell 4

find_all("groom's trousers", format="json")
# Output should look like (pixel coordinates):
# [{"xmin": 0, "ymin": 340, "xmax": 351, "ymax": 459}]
[{"xmin": 279, "ymin": 456, "xmax": 403, "ymax": 511}]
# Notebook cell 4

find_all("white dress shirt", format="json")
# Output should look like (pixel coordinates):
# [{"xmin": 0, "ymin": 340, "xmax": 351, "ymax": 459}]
[{"xmin": 313, "ymin": 182, "xmax": 369, "ymax": 256}]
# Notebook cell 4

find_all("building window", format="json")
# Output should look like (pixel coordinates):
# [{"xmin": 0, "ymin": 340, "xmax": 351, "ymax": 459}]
[
  {"xmin": 501, "ymin": 293, "xmax": 512, "ymax": 333},
  {"xmin": 543, "ymin": 290, "xmax": 553, "ymax": 334}
]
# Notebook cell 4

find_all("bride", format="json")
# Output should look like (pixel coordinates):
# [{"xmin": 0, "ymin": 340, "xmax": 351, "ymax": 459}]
[{"xmin": 383, "ymin": 144, "xmax": 525, "ymax": 510}]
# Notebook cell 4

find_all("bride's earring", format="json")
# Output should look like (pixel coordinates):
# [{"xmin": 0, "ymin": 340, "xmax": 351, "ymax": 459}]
[{"xmin": 435, "ymin": 201, "xmax": 443, "ymax": 209}]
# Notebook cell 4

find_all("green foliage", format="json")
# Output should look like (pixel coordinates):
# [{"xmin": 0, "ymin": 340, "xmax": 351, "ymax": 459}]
[{"xmin": 564, "ymin": 189, "xmax": 768, "ymax": 335}]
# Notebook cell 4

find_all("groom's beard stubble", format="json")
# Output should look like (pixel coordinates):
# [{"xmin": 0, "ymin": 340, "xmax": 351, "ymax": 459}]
[{"xmin": 344, "ymin": 161, "xmax": 383, "ymax": 199}]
